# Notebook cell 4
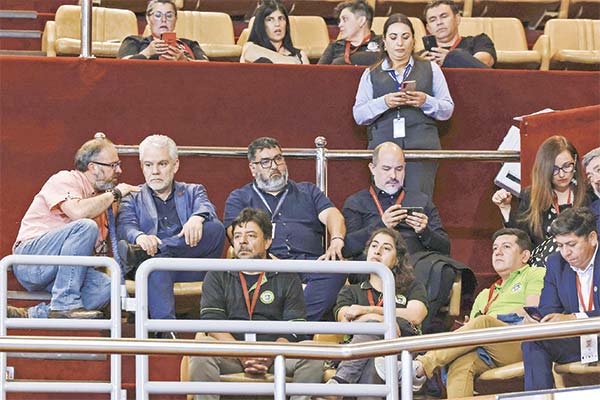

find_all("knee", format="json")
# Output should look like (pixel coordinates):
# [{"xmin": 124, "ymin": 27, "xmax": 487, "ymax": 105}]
[
  {"xmin": 203, "ymin": 220, "xmax": 225, "ymax": 238},
  {"xmin": 76, "ymin": 219, "xmax": 99, "ymax": 236},
  {"xmin": 468, "ymin": 314, "xmax": 499, "ymax": 329}
]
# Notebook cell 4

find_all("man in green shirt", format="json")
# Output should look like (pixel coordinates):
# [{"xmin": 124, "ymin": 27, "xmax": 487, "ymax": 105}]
[{"xmin": 405, "ymin": 228, "xmax": 545, "ymax": 397}]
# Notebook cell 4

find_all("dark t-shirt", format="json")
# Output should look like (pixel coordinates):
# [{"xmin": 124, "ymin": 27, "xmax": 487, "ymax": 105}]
[
  {"xmin": 450, "ymin": 34, "xmax": 496, "ymax": 65},
  {"xmin": 117, "ymin": 35, "xmax": 208, "ymax": 60},
  {"xmin": 334, "ymin": 279, "xmax": 428, "ymax": 332},
  {"xmin": 318, "ymin": 31, "xmax": 383, "ymax": 66}
]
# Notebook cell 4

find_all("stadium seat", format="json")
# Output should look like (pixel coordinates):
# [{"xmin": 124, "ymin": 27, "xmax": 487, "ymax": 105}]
[
  {"xmin": 143, "ymin": 11, "xmax": 242, "ymax": 59},
  {"xmin": 459, "ymin": 17, "xmax": 544, "ymax": 69},
  {"xmin": 554, "ymin": 360, "xmax": 600, "ymax": 387},
  {"xmin": 288, "ymin": 15, "xmax": 330, "ymax": 60},
  {"xmin": 84, "ymin": 0, "xmax": 184, "ymax": 12},
  {"xmin": 535, "ymin": 18, "xmax": 600, "ymax": 70},
  {"xmin": 42, "ymin": 5, "xmax": 138, "ymax": 57},
  {"xmin": 372, "ymin": 16, "xmax": 427, "ymax": 52},
  {"xmin": 380, "ymin": 0, "xmax": 469, "ymax": 18},
  {"xmin": 475, "ymin": 361, "xmax": 524, "ymax": 394}
]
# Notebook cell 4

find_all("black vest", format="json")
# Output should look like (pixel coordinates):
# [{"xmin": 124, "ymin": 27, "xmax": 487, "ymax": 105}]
[{"xmin": 367, "ymin": 58, "xmax": 440, "ymax": 151}]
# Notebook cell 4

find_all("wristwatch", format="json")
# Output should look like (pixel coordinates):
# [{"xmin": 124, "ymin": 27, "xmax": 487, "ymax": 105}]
[{"xmin": 106, "ymin": 188, "xmax": 122, "ymax": 202}]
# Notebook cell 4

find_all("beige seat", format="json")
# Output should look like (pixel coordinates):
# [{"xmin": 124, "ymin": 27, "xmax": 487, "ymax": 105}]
[
  {"xmin": 236, "ymin": 16, "xmax": 254, "ymax": 48},
  {"xmin": 535, "ymin": 18, "xmax": 600, "ymax": 70},
  {"xmin": 554, "ymin": 360, "xmax": 600, "ymax": 388},
  {"xmin": 288, "ymin": 15, "xmax": 330, "ymax": 60},
  {"xmin": 125, "ymin": 280, "xmax": 203, "ymax": 316},
  {"xmin": 372, "ymin": 16, "xmax": 427, "ymax": 52},
  {"xmin": 42, "ymin": 5, "xmax": 138, "ymax": 57},
  {"xmin": 85, "ymin": 0, "xmax": 185, "ymax": 12},
  {"xmin": 471, "ymin": 0, "xmax": 562, "ymax": 28},
  {"xmin": 143, "ymin": 11, "xmax": 242, "ymax": 59},
  {"xmin": 381, "ymin": 0, "xmax": 468, "ymax": 18},
  {"xmin": 459, "ymin": 17, "xmax": 545, "ymax": 69}
]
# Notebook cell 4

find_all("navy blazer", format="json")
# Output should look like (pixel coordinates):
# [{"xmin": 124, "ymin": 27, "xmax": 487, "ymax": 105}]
[
  {"xmin": 116, "ymin": 181, "xmax": 218, "ymax": 244},
  {"xmin": 539, "ymin": 244, "xmax": 600, "ymax": 318}
]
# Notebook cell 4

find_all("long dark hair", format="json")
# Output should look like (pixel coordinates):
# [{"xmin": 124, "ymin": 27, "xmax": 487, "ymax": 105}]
[
  {"xmin": 249, "ymin": 1, "xmax": 300, "ymax": 57},
  {"xmin": 364, "ymin": 228, "xmax": 415, "ymax": 294},
  {"xmin": 522, "ymin": 135, "xmax": 587, "ymax": 240}
]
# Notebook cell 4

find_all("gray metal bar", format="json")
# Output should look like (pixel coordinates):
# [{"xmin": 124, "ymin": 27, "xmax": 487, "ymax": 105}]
[
  {"xmin": 5, "ymin": 382, "xmax": 113, "ymax": 393},
  {"xmin": 1, "ymin": 318, "xmax": 598, "ymax": 358},
  {"xmin": 80, "ymin": 0, "xmax": 93, "ymax": 58},
  {"xmin": 0, "ymin": 30, "xmax": 41, "ymax": 38},
  {"xmin": 0, "ymin": 254, "xmax": 122, "ymax": 400},
  {"xmin": 0, "ymin": 11, "xmax": 38, "ymax": 19},
  {"xmin": 315, "ymin": 136, "xmax": 327, "ymax": 193},
  {"xmin": 135, "ymin": 258, "xmax": 398, "ymax": 400},
  {"xmin": 116, "ymin": 144, "xmax": 520, "ymax": 163},
  {"xmin": 400, "ymin": 350, "xmax": 412, "ymax": 400},
  {"xmin": 274, "ymin": 355, "xmax": 286, "ymax": 400}
]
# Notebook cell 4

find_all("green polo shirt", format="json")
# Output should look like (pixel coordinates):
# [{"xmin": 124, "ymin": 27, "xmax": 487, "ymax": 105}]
[{"xmin": 470, "ymin": 264, "xmax": 546, "ymax": 318}]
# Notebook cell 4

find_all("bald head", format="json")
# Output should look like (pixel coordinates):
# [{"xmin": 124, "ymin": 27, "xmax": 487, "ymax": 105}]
[{"xmin": 369, "ymin": 142, "xmax": 406, "ymax": 194}]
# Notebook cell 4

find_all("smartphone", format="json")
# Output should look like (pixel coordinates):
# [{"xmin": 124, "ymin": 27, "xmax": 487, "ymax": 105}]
[
  {"xmin": 523, "ymin": 306, "xmax": 542, "ymax": 321},
  {"xmin": 422, "ymin": 35, "xmax": 437, "ymax": 52},
  {"xmin": 401, "ymin": 206, "xmax": 424, "ymax": 216},
  {"xmin": 161, "ymin": 31, "xmax": 177, "ymax": 47},
  {"xmin": 400, "ymin": 80, "xmax": 416, "ymax": 92}
]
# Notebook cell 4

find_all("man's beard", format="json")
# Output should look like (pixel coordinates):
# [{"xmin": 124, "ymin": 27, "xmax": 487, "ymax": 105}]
[
  {"xmin": 95, "ymin": 173, "xmax": 116, "ymax": 191},
  {"xmin": 255, "ymin": 169, "xmax": 288, "ymax": 192}
]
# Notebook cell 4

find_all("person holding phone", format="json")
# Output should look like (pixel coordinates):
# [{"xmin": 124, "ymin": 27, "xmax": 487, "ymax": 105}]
[
  {"xmin": 343, "ymin": 142, "xmax": 450, "ymax": 258},
  {"xmin": 379, "ymin": 228, "xmax": 545, "ymax": 397},
  {"xmin": 240, "ymin": 1, "xmax": 308, "ymax": 64},
  {"xmin": 117, "ymin": 0, "xmax": 208, "ymax": 61},
  {"xmin": 353, "ymin": 13, "xmax": 454, "ymax": 198},
  {"xmin": 421, "ymin": 0, "xmax": 496, "ymax": 68}
]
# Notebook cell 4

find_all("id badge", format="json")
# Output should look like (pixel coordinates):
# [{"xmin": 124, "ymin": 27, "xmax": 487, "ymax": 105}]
[
  {"xmin": 245, "ymin": 333, "xmax": 257, "ymax": 342},
  {"xmin": 393, "ymin": 117, "xmax": 405, "ymax": 138},
  {"xmin": 580, "ymin": 334, "xmax": 598, "ymax": 363}
]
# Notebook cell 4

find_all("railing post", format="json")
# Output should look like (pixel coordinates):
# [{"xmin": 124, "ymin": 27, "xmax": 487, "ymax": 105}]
[
  {"xmin": 314, "ymin": 136, "xmax": 327, "ymax": 195},
  {"xmin": 401, "ymin": 350, "xmax": 413, "ymax": 400},
  {"xmin": 80, "ymin": 0, "xmax": 94, "ymax": 58},
  {"xmin": 274, "ymin": 355, "xmax": 286, "ymax": 400}
]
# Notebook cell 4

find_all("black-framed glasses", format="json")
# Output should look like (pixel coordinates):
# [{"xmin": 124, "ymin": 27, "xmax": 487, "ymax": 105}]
[
  {"xmin": 91, "ymin": 160, "xmax": 122, "ymax": 170},
  {"xmin": 148, "ymin": 11, "xmax": 175, "ymax": 20},
  {"xmin": 252, "ymin": 154, "xmax": 285, "ymax": 169},
  {"xmin": 552, "ymin": 162, "xmax": 575, "ymax": 176}
]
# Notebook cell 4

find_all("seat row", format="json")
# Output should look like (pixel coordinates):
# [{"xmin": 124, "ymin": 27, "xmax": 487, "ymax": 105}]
[
  {"xmin": 43, "ymin": 5, "xmax": 600, "ymax": 70},
  {"xmin": 90, "ymin": 0, "xmax": 599, "ymax": 21}
]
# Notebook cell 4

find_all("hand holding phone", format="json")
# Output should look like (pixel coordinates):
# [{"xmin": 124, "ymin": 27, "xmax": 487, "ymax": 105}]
[
  {"xmin": 400, "ymin": 206, "xmax": 424, "ymax": 216},
  {"xmin": 523, "ymin": 306, "xmax": 542, "ymax": 322},
  {"xmin": 161, "ymin": 32, "xmax": 177, "ymax": 47},
  {"xmin": 400, "ymin": 80, "xmax": 416, "ymax": 92}
]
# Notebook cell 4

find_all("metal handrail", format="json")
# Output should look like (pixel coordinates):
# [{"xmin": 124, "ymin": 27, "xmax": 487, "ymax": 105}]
[
  {"xmin": 80, "ymin": 0, "xmax": 93, "ymax": 58},
  {"xmin": 1, "ymin": 319, "xmax": 599, "ymax": 398},
  {"xmin": 111, "ymin": 134, "xmax": 520, "ymax": 195},
  {"xmin": 0, "ymin": 255, "xmax": 123, "ymax": 400},
  {"xmin": 134, "ymin": 258, "xmax": 400, "ymax": 400}
]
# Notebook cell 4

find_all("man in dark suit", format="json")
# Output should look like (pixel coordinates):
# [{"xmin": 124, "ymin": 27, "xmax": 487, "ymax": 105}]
[
  {"xmin": 116, "ymin": 134, "xmax": 225, "ymax": 321},
  {"xmin": 522, "ymin": 207, "xmax": 599, "ymax": 390}
]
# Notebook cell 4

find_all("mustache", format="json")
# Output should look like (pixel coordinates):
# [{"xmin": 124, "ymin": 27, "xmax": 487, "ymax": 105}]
[{"xmin": 385, "ymin": 179, "xmax": 399, "ymax": 184}]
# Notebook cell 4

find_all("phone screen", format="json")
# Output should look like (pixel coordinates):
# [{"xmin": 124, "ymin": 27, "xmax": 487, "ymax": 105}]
[
  {"xmin": 161, "ymin": 32, "xmax": 177, "ymax": 47},
  {"xmin": 400, "ymin": 80, "xmax": 416, "ymax": 92},
  {"xmin": 524, "ymin": 306, "xmax": 542, "ymax": 321}
]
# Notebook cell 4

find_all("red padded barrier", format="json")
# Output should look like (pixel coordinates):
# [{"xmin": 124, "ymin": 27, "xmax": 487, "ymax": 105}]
[
  {"xmin": 520, "ymin": 105, "xmax": 600, "ymax": 187},
  {"xmin": 1, "ymin": 56, "xmax": 599, "ymax": 287}
]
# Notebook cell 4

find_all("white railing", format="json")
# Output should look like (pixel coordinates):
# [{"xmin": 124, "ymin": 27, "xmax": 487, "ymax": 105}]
[
  {"xmin": 0, "ymin": 255, "xmax": 123, "ymax": 400},
  {"xmin": 133, "ymin": 258, "xmax": 400, "ymax": 400}
]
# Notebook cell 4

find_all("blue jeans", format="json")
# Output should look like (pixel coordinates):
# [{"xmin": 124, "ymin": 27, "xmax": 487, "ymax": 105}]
[
  {"xmin": 147, "ymin": 220, "xmax": 225, "ymax": 319},
  {"xmin": 12, "ymin": 219, "xmax": 111, "ymax": 318}
]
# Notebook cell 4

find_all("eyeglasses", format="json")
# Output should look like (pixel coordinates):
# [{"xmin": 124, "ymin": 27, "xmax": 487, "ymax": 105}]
[
  {"xmin": 552, "ymin": 162, "xmax": 575, "ymax": 176},
  {"xmin": 148, "ymin": 11, "xmax": 176, "ymax": 20},
  {"xmin": 91, "ymin": 160, "xmax": 122, "ymax": 170},
  {"xmin": 252, "ymin": 154, "xmax": 285, "ymax": 169}
]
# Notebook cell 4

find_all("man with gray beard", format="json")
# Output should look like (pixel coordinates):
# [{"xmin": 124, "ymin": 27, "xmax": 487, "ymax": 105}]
[
  {"xmin": 10, "ymin": 137, "xmax": 139, "ymax": 319},
  {"xmin": 223, "ymin": 137, "xmax": 346, "ymax": 321}
]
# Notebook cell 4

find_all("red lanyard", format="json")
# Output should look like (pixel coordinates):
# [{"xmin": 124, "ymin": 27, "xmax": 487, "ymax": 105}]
[
  {"xmin": 239, "ymin": 272, "xmax": 265, "ymax": 320},
  {"xmin": 575, "ymin": 273, "xmax": 595, "ymax": 312},
  {"xmin": 367, "ymin": 289, "xmax": 383, "ymax": 307},
  {"xmin": 369, "ymin": 186, "xmax": 405, "ymax": 217},
  {"xmin": 482, "ymin": 278, "xmax": 502, "ymax": 315},
  {"xmin": 344, "ymin": 33, "xmax": 371, "ymax": 64},
  {"xmin": 449, "ymin": 36, "xmax": 462, "ymax": 51},
  {"xmin": 552, "ymin": 189, "xmax": 572, "ymax": 215}
]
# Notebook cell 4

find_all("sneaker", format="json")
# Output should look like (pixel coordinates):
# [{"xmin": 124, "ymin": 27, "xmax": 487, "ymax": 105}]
[
  {"xmin": 374, "ymin": 356, "xmax": 426, "ymax": 392},
  {"xmin": 7, "ymin": 305, "xmax": 28, "ymax": 318}
]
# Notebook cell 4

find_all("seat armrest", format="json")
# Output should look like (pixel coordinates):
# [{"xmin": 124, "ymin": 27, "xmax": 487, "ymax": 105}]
[
  {"xmin": 533, "ymin": 34, "xmax": 550, "ymax": 70},
  {"xmin": 42, "ymin": 20, "xmax": 56, "ymax": 57}
]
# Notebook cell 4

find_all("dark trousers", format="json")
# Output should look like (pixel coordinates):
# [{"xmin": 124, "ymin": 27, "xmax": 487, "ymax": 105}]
[
  {"xmin": 443, "ymin": 49, "xmax": 491, "ymax": 69},
  {"xmin": 522, "ymin": 336, "xmax": 593, "ymax": 390},
  {"xmin": 148, "ymin": 220, "xmax": 225, "ymax": 319},
  {"xmin": 300, "ymin": 272, "xmax": 347, "ymax": 321}
]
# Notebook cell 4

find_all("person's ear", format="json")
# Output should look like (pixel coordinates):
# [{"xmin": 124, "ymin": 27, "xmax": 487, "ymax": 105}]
[{"xmin": 521, "ymin": 249, "xmax": 531, "ymax": 264}]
